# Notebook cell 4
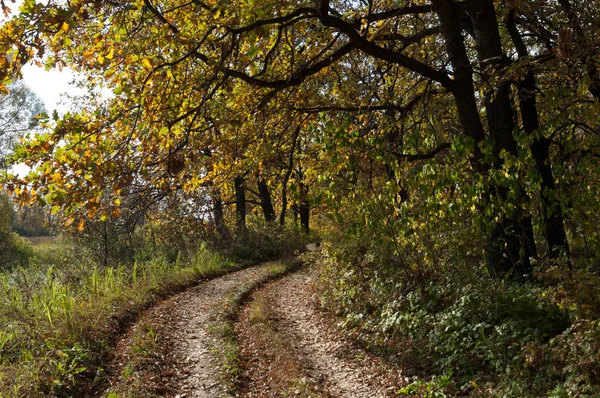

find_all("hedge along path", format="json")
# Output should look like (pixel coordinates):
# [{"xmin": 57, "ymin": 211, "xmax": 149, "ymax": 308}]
[{"xmin": 101, "ymin": 261, "xmax": 290, "ymax": 398}]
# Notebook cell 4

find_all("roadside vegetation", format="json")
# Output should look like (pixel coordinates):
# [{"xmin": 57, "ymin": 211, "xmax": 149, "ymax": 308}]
[
  {"xmin": 0, "ymin": 191, "xmax": 310, "ymax": 397},
  {"xmin": 315, "ymin": 230, "xmax": 599, "ymax": 397},
  {"xmin": 0, "ymin": 236, "xmax": 235, "ymax": 397}
]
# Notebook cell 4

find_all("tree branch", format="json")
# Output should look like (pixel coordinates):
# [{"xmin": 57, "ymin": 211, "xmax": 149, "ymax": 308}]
[
  {"xmin": 391, "ymin": 142, "xmax": 451, "ymax": 162},
  {"xmin": 318, "ymin": 12, "xmax": 456, "ymax": 90},
  {"xmin": 227, "ymin": 8, "xmax": 317, "ymax": 34}
]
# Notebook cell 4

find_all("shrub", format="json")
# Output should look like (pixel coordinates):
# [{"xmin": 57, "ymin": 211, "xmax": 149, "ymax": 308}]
[
  {"xmin": 313, "ymin": 230, "xmax": 595, "ymax": 397},
  {"xmin": 228, "ymin": 218, "xmax": 310, "ymax": 265}
]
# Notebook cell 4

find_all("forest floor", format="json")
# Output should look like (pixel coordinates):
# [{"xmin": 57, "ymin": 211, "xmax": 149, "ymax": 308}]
[{"xmin": 99, "ymin": 258, "xmax": 408, "ymax": 397}]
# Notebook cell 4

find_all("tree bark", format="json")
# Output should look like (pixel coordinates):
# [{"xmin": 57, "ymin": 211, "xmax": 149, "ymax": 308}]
[
  {"xmin": 280, "ymin": 128, "xmax": 300, "ymax": 226},
  {"xmin": 506, "ymin": 9, "xmax": 571, "ymax": 260},
  {"xmin": 465, "ymin": 0, "xmax": 537, "ymax": 277},
  {"xmin": 234, "ymin": 176, "xmax": 246, "ymax": 232},
  {"xmin": 433, "ymin": 0, "xmax": 537, "ymax": 278},
  {"xmin": 466, "ymin": 0, "xmax": 538, "ymax": 277},
  {"xmin": 299, "ymin": 181, "xmax": 310, "ymax": 234},
  {"xmin": 257, "ymin": 178, "xmax": 276, "ymax": 222},
  {"xmin": 212, "ymin": 192, "xmax": 228, "ymax": 239}
]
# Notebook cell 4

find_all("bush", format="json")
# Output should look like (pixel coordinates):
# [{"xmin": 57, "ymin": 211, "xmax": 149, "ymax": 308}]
[
  {"xmin": 0, "ymin": 232, "xmax": 33, "ymax": 270},
  {"xmin": 228, "ymin": 218, "xmax": 311, "ymax": 265},
  {"xmin": 313, "ymin": 231, "xmax": 595, "ymax": 397}
]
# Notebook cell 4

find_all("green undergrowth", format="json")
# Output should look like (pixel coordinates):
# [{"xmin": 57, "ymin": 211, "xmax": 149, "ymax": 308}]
[
  {"xmin": 0, "ymin": 232, "xmax": 36, "ymax": 270},
  {"xmin": 227, "ymin": 219, "xmax": 311, "ymax": 265},
  {"xmin": 208, "ymin": 258, "xmax": 302, "ymax": 393},
  {"xmin": 313, "ymin": 233, "xmax": 600, "ymax": 397},
  {"xmin": 0, "ymin": 239, "xmax": 237, "ymax": 397}
]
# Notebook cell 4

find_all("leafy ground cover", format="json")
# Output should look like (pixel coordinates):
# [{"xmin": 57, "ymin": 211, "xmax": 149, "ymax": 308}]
[
  {"xmin": 236, "ymin": 280, "xmax": 323, "ymax": 397},
  {"xmin": 314, "ymin": 235, "xmax": 600, "ymax": 397}
]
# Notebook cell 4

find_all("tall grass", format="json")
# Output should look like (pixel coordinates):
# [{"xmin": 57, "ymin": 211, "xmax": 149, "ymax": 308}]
[{"xmin": 0, "ymin": 239, "xmax": 237, "ymax": 397}]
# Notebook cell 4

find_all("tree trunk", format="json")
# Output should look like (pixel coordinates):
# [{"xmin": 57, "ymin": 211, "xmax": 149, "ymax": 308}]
[
  {"xmin": 530, "ymin": 137, "xmax": 571, "ymax": 258},
  {"xmin": 280, "ymin": 128, "xmax": 300, "ymax": 226},
  {"xmin": 506, "ymin": 9, "xmax": 571, "ymax": 260},
  {"xmin": 299, "ymin": 181, "xmax": 310, "ymax": 234},
  {"xmin": 234, "ymin": 176, "xmax": 246, "ymax": 232},
  {"xmin": 257, "ymin": 178, "xmax": 276, "ymax": 222},
  {"xmin": 212, "ymin": 192, "xmax": 229, "ymax": 239},
  {"xmin": 434, "ymin": 0, "xmax": 537, "ymax": 278},
  {"xmin": 280, "ymin": 181, "xmax": 289, "ymax": 226}
]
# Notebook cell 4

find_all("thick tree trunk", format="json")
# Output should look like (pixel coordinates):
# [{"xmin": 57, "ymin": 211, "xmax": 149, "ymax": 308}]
[
  {"xmin": 506, "ymin": 9, "xmax": 571, "ymax": 260},
  {"xmin": 530, "ymin": 136, "xmax": 571, "ymax": 258},
  {"xmin": 467, "ymin": 0, "xmax": 538, "ymax": 277},
  {"xmin": 257, "ymin": 178, "xmax": 276, "ymax": 222},
  {"xmin": 431, "ymin": 0, "xmax": 486, "ymax": 153},
  {"xmin": 434, "ymin": 0, "xmax": 537, "ymax": 278},
  {"xmin": 234, "ymin": 176, "xmax": 246, "ymax": 232}
]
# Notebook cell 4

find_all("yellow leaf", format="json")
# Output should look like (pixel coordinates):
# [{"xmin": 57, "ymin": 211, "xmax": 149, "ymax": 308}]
[
  {"xmin": 142, "ymin": 58, "xmax": 152, "ymax": 71},
  {"xmin": 98, "ymin": 53, "xmax": 105, "ymax": 64},
  {"xmin": 114, "ymin": 198, "xmax": 121, "ymax": 205},
  {"xmin": 106, "ymin": 48, "xmax": 115, "ymax": 60},
  {"xmin": 77, "ymin": 219, "xmax": 85, "ymax": 232}
]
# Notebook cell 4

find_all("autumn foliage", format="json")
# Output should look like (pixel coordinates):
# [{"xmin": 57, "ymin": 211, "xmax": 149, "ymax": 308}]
[{"xmin": 0, "ymin": 0, "xmax": 600, "ymax": 395}]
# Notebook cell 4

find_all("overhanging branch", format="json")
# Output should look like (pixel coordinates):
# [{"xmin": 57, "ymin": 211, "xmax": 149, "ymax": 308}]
[{"xmin": 391, "ymin": 142, "xmax": 451, "ymax": 162}]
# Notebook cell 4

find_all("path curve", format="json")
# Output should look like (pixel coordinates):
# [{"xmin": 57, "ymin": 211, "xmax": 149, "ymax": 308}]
[
  {"xmin": 238, "ymin": 266, "xmax": 403, "ymax": 397},
  {"xmin": 103, "ymin": 263, "xmax": 278, "ymax": 398}
]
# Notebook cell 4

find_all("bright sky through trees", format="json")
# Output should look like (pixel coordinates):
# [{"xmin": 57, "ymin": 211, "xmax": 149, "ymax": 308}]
[{"xmin": 2, "ymin": 0, "xmax": 84, "ymax": 112}]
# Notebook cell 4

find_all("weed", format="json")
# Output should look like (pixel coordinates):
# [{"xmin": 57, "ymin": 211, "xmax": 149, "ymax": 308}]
[
  {"xmin": 131, "ymin": 325, "xmax": 158, "ymax": 356},
  {"xmin": 248, "ymin": 292, "xmax": 269, "ymax": 325},
  {"xmin": 121, "ymin": 363, "xmax": 134, "ymax": 381}
]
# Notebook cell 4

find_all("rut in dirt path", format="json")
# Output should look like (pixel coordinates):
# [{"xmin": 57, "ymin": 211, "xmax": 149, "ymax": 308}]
[
  {"xmin": 104, "ymin": 263, "xmax": 278, "ymax": 398},
  {"xmin": 238, "ymin": 267, "xmax": 403, "ymax": 398}
]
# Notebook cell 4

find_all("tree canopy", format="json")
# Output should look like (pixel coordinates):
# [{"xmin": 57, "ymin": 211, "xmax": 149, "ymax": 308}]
[{"xmin": 1, "ymin": 0, "xmax": 599, "ymax": 276}]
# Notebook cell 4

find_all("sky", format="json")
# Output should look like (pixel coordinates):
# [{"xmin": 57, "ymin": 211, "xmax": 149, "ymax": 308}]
[
  {"xmin": 3, "ymin": 0, "xmax": 85, "ymax": 113},
  {"xmin": 21, "ymin": 64, "xmax": 86, "ymax": 113},
  {"xmin": 2, "ymin": 0, "xmax": 86, "ymax": 176}
]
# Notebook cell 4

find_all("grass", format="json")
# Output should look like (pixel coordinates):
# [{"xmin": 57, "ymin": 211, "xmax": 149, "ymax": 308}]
[{"xmin": 0, "ymin": 239, "xmax": 239, "ymax": 397}]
